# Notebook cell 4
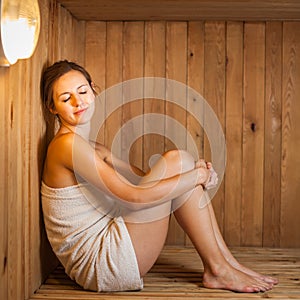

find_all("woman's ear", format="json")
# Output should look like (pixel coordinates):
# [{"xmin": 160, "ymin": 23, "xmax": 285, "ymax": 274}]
[
  {"xmin": 49, "ymin": 106, "xmax": 58, "ymax": 115},
  {"xmin": 91, "ymin": 82, "xmax": 99, "ymax": 94}
]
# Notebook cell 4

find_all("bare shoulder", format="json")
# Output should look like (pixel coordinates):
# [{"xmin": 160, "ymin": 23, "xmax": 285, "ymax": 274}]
[
  {"xmin": 43, "ymin": 133, "xmax": 78, "ymax": 187},
  {"xmin": 47, "ymin": 132, "xmax": 75, "ymax": 157}
]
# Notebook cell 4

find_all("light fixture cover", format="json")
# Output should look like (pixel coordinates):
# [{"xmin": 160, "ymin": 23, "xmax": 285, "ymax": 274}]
[{"xmin": 0, "ymin": 0, "xmax": 40, "ymax": 66}]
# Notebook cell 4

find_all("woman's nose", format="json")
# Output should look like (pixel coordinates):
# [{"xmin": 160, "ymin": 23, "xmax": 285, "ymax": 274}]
[{"xmin": 72, "ymin": 94, "xmax": 82, "ymax": 106}]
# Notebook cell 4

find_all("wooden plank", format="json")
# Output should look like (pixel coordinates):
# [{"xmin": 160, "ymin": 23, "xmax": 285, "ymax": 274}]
[
  {"xmin": 186, "ymin": 21, "xmax": 205, "ymax": 246},
  {"xmin": 224, "ymin": 22, "xmax": 243, "ymax": 246},
  {"xmin": 62, "ymin": 5, "xmax": 86, "ymax": 63},
  {"xmin": 104, "ymin": 22, "xmax": 123, "ymax": 158},
  {"xmin": 47, "ymin": 0, "xmax": 59, "ymax": 64},
  {"xmin": 85, "ymin": 22, "xmax": 106, "ymax": 92},
  {"xmin": 143, "ymin": 21, "xmax": 166, "ymax": 172},
  {"xmin": 0, "ymin": 67, "xmax": 8, "ymax": 300},
  {"xmin": 281, "ymin": 22, "xmax": 300, "ymax": 248},
  {"xmin": 7, "ymin": 61, "xmax": 24, "ymax": 300},
  {"xmin": 23, "ymin": 59, "xmax": 33, "ymax": 300},
  {"xmin": 187, "ymin": 21, "xmax": 204, "ymax": 162},
  {"xmin": 165, "ymin": 21, "xmax": 187, "ymax": 152},
  {"xmin": 57, "ymin": 0, "xmax": 300, "ymax": 21},
  {"xmin": 263, "ymin": 22, "xmax": 282, "ymax": 247},
  {"xmin": 74, "ymin": 21, "xmax": 86, "ymax": 66},
  {"xmin": 122, "ymin": 22, "xmax": 145, "ymax": 169},
  {"xmin": 29, "ymin": 247, "xmax": 300, "ymax": 300},
  {"xmin": 85, "ymin": 22, "xmax": 106, "ymax": 144},
  {"xmin": 165, "ymin": 21, "xmax": 188, "ymax": 245},
  {"xmin": 242, "ymin": 22, "xmax": 265, "ymax": 246},
  {"xmin": 203, "ymin": 21, "xmax": 226, "ymax": 235}
]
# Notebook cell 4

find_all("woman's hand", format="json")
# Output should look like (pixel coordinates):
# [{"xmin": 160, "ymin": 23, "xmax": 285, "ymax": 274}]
[{"xmin": 195, "ymin": 159, "xmax": 219, "ymax": 190}]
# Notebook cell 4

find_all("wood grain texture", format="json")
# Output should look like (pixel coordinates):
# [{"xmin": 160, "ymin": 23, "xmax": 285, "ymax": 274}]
[
  {"xmin": 187, "ymin": 21, "xmax": 204, "ymax": 162},
  {"xmin": 224, "ymin": 21, "xmax": 243, "ymax": 246},
  {"xmin": 30, "ymin": 246, "xmax": 300, "ymax": 300},
  {"xmin": 57, "ymin": 0, "xmax": 300, "ymax": 21},
  {"xmin": 143, "ymin": 21, "xmax": 166, "ymax": 172},
  {"xmin": 104, "ymin": 22, "xmax": 123, "ymax": 158},
  {"xmin": 0, "ymin": 67, "xmax": 9, "ymax": 300},
  {"xmin": 165, "ymin": 22, "xmax": 188, "ymax": 245},
  {"xmin": 2, "ymin": 12, "xmax": 300, "ymax": 300},
  {"xmin": 203, "ymin": 21, "xmax": 226, "ymax": 235},
  {"xmin": 263, "ymin": 22, "xmax": 282, "ymax": 247},
  {"xmin": 186, "ymin": 21, "xmax": 205, "ymax": 246},
  {"xmin": 242, "ymin": 23, "xmax": 265, "ymax": 246},
  {"xmin": 85, "ymin": 21, "xmax": 106, "ymax": 144},
  {"xmin": 281, "ymin": 22, "xmax": 300, "ymax": 247},
  {"xmin": 122, "ymin": 22, "xmax": 145, "ymax": 169},
  {"xmin": 0, "ymin": 1, "xmax": 86, "ymax": 299}
]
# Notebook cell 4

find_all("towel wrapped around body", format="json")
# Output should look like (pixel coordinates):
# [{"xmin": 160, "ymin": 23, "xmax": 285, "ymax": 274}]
[{"xmin": 41, "ymin": 181, "xmax": 143, "ymax": 292}]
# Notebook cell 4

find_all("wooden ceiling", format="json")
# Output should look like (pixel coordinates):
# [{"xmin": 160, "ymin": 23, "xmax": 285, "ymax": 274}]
[{"xmin": 57, "ymin": 0, "xmax": 300, "ymax": 21}]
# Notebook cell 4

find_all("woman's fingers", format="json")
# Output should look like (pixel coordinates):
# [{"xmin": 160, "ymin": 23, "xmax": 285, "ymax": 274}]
[
  {"xmin": 205, "ymin": 167, "xmax": 219, "ymax": 190},
  {"xmin": 195, "ymin": 159, "xmax": 218, "ymax": 190}
]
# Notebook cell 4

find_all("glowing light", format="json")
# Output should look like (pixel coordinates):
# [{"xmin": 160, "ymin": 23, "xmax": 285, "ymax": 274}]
[{"xmin": 0, "ymin": 0, "xmax": 40, "ymax": 66}]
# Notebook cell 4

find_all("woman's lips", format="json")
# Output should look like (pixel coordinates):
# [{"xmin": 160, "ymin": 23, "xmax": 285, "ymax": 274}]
[{"xmin": 74, "ymin": 107, "xmax": 88, "ymax": 115}]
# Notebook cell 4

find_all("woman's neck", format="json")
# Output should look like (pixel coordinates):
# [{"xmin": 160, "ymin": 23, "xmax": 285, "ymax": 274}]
[{"xmin": 60, "ymin": 122, "xmax": 91, "ymax": 141}]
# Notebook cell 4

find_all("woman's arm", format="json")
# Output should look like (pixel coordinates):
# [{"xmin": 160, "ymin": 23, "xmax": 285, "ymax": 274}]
[
  {"xmin": 90, "ymin": 141, "xmax": 145, "ymax": 184},
  {"xmin": 57, "ymin": 133, "xmax": 209, "ymax": 207}
]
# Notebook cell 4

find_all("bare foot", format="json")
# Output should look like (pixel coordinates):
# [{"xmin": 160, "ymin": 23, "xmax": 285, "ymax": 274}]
[
  {"xmin": 226, "ymin": 257, "xmax": 278, "ymax": 285},
  {"xmin": 216, "ymin": 243, "xmax": 278, "ymax": 284},
  {"xmin": 202, "ymin": 264, "xmax": 274, "ymax": 293}
]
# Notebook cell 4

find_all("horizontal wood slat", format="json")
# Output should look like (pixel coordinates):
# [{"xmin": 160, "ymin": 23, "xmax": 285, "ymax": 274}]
[
  {"xmin": 57, "ymin": 0, "xmax": 300, "ymax": 21},
  {"xmin": 30, "ymin": 246, "xmax": 300, "ymax": 300}
]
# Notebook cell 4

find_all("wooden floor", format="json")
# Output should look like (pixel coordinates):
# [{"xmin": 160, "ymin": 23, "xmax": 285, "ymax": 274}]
[{"xmin": 30, "ymin": 247, "xmax": 300, "ymax": 300}]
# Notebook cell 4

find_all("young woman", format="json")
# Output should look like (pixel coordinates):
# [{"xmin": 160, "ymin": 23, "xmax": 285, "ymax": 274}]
[{"xmin": 40, "ymin": 60, "xmax": 277, "ymax": 293}]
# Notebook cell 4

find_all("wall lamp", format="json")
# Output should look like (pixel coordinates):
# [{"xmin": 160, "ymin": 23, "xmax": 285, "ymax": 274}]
[{"xmin": 0, "ymin": 0, "xmax": 40, "ymax": 67}]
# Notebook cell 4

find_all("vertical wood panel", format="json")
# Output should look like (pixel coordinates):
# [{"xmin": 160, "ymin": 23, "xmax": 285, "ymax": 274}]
[
  {"xmin": 23, "ymin": 60, "xmax": 33, "ymax": 300},
  {"xmin": 144, "ymin": 21, "xmax": 166, "ymax": 172},
  {"xmin": 186, "ymin": 21, "xmax": 205, "ymax": 246},
  {"xmin": 82, "ymin": 20, "xmax": 300, "ymax": 249},
  {"xmin": 122, "ymin": 22, "xmax": 145, "ymax": 169},
  {"xmin": 24, "ymin": 1, "xmax": 54, "ymax": 295},
  {"xmin": 224, "ymin": 21, "xmax": 244, "ymax": 245},
  {"xmin": 165, "ymin": 22, "xmax": 187, "ymax": 245},
  {"xmin": 281, "ymin": 22, "xmax": 300, "ymax": 247},
  {"xmin": 242, "ymin": 23, "xmax": 265, "ymax": 246},
  {"xmin": 85, "ymin": 22, "xmax": 106, "ymax": 92},
  {"xmin": 0, "ymin": 1, "xmax": 87, "ymax": 299},
  {"xmin": 0, "ymin": 67, "xmax": 8, "ymax": 300},
  {"xmin": 85, "ymin": 22, "xmax": 106, "ymax": 144},
  {"xmin": 263, "ymin": 22, "xmax": 282, "ymax": 247},
  {"xmin": 105, "ymin": 22, "xmax": 123, "ymax": 158},
  {"xmin": 165, "ymin": 22, "xmax": 187, "ymax": 152},
  {"xmin": 7, "ymin": 62, "xmax": 24, "ymax": 300},
  {"xmin": 187, "ymin": 21, "xmax": 205, "ymax": 161},
  {"xmin": 2, "ymin": 17, "xmax": 300, "ymax": 300},
  {"xmin": 204, "ymin": 21, "xmax": 226, "ymax": 234}
]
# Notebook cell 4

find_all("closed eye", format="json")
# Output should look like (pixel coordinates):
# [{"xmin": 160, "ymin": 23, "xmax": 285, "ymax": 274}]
[{"xmin": 63, "ymin": 97, "xmax": 70, "ymax": 102}]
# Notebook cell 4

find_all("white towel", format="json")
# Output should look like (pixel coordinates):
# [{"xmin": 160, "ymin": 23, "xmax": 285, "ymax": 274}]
[{"xmin": 41, "ymin": 182, "xmax": 143, "ymax": 292}]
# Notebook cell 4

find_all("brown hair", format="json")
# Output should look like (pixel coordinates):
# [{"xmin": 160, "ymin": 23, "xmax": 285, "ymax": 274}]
[{"xmin": 40, "ymin": 60, "xmax": 95, "ymax": 120}]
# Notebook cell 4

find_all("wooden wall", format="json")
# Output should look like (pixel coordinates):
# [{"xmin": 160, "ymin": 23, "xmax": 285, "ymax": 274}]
[
  {"xmin": 84, "ymin": 20, "xmax": 300, "ymax": 249},
  {"xmin": 1, "ymin": 2, "xmax": 300, "ymax": 299},
  {"xmin": 0, "ymin": 1, "xmax": 85, "ymax": 299}
]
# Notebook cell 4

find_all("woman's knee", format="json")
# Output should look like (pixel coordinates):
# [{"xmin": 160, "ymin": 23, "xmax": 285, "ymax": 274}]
[{"xmin": 162, "ymin": 149, "xmax": 195, "ymax": 173}]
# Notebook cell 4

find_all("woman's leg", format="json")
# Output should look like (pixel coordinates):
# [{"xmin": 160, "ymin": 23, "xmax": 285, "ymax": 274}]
[
  {"xmin": 126, "ymin": 150, "xmax": 273, "ymax": 292},
  {"xmin": 173, "ymin": 187, "xmax": 273, "ymax": 292},
  {"xmin": 125, "ymin": 150, "xmax": 188, "ymax": 277},
  {"xmin": 205, "ymin": 200, "xmax": 278, "ymax": 284}
]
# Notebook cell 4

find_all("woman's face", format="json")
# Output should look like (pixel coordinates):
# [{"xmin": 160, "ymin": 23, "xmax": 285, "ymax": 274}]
[{"xmin": 51, "ymin": 70, "xmax": 95, "ymax": 127}]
